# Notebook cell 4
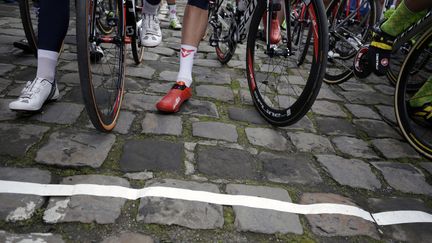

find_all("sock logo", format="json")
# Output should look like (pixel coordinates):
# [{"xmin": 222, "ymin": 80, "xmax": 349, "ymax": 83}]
[{"xmin": 181, "ymin": 48, "xmax": 195, "ymax": 58}]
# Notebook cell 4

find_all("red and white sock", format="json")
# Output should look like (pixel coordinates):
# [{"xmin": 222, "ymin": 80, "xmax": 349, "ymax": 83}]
[{"xmin": 176, "ymin": 44, "xmax": 196, "ymax": 87}]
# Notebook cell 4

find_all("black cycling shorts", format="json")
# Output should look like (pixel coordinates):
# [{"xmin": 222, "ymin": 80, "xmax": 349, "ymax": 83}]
[
  {"xmin": 38, "ymin": 0, "xmax": 70, "ymax": 52},
  {"xmin": 188, "ymin": 0, "xmax": 209, "ymax": 10}
]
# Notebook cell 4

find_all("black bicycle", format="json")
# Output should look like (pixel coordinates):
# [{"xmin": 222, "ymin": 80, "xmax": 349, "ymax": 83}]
[
  {"xmin": 324, "ymin": 0, "xmax": 380, "ymax": 84},
  {"xmin": 76, "ymin": 0, "xmax": 144, "ymax": 132},
  {"xmin": 208, "ymin": 0, "xmax": 328, "ymax": 126}
]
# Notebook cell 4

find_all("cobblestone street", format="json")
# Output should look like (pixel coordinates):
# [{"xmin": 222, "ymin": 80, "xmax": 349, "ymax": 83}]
[{"xmin": 1, "ymin": 1, "xmax": 432, "ymax": 242}]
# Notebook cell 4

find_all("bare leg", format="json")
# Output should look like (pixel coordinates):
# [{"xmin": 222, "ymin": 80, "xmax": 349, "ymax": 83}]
[
  {"xmin": 181, "ymin": 5, "xmax": 208, "ymax": 46},
  {"xmin": 404, "ymin": 0, "xmax": 432, "ymax": 12}
]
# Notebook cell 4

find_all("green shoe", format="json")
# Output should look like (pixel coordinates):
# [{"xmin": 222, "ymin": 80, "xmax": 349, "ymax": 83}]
[
  {"xmin": 281, "ymin": 20, "xmax": 286, "ymax": 30},
  {"xmin": 383, "ymin": 9, "xmax": 395, "ymax": 20},
  {"xmin": 169, "ymin": 17, "xmax": 182, "ymax": 30}
]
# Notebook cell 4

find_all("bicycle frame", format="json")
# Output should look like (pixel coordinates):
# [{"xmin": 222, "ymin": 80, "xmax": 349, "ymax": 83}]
[
  {"xmin": 329, "ymin": 0, "xmax": 375, "ymax": 51},
  {"xmin": 209, "ymin": 0, "xmax": 290, "ymax": 49},
  {"xmin": 125, "ymin": 0, "xmax": 139, "ymax": 38}
]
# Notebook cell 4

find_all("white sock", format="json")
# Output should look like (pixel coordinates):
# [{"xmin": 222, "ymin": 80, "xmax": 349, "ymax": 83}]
[
  {"xmin": 168, "ymin": 4, "xmax": 177, "ymax": 19},
  {"xmin": 36, "ymin": 49, "xmax": 59, "ymax": 81},
  {"xmin": 177, "ymin": 44, "xmax": 197, "ymax": 87},
  {"xmin": 142, "ymin": 0, "xmax": 159, "ymax": 15}
]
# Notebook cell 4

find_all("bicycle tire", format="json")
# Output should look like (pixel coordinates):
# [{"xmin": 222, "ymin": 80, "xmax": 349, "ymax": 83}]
[
  {"xmin": 210, "ymin": 0, "xmax": 237, "ymax": 64},
  {"xmin": 131, "ymin": 0, "xmax": 144, "ymax": 64},
  {"xmin": 96, "ymin": 0, "xmax": 115, "ymax": 35},
  {"xmin": 388, "ymin": 37, "xmax": 429, "ymax": 91},
  {"xmin": 291, "ymin": 1, "xmax": 312, "ymax": 66},
  {"xmin": 324, "ymin": 0, "xmax": 379, "ymax": 84},
  {"xmin": 246, "ymin": 0, "xmax": 328, "ymax": 126},
  {"xmin": 77, "ymin": 0, "xmax": 126, "ymax": 132},
  {"xmin": 19, "ymin": 0, "xmax": 38, "ymax": 57},
  {"xmin": 394, "ymin": 27, "xmax": 432, "ymax": 159}
]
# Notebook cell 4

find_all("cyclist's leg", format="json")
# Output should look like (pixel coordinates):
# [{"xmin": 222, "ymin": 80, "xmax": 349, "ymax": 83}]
[
  {"xmin": 167, "ymin": 0, "xmax": 182, "ymax": 30},
  {"xmin": 262, "ymin": 0, "xmax": 281, "ymax": 44},
  {"xmin": 141, "ymin": 0, "xmax": 163, "ymax": 47},
  {"xmin": 368, "ymin": 0, "xmax": 429, "ymax": 76},
  {"xmin": 9, "ymin": 0, "xmax": 69, "ymax": 111},
  {"xmin": 381, "ymin": 0, "xmax": 428, "ymax": 36},
  {"xmin": 156, "ymin": 0, "xmax": 208, "ymax": 113}
]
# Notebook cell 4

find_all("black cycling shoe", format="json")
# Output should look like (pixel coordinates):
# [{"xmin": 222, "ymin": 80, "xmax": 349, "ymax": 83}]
[{"xmin": 368, "ymin": 26, "xmax": 395, "ymax": 76}]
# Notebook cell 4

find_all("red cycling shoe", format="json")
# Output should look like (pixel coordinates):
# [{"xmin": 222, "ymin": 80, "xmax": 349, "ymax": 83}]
[
  {"xmin": 263, "ymin": 11, "xmax": 282, "ymax": 44},
  {"xmin": 156, "ymin": 81, "xmax": 192, "ymax": 113}
]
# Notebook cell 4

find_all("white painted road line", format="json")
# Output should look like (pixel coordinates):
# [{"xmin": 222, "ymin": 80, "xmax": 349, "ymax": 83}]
[{"xmin": 1, "ymin": 180, "xmax": 432, "ymax": 226}]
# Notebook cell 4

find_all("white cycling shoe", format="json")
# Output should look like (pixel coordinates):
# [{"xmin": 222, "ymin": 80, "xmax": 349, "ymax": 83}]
[
  {"xmin": 9, "ymin": 77, "xmax": 59, "ymax": 111},
  {"xmin": 140, "ymin": 13, "xmax": 162, "ymax": 47}
]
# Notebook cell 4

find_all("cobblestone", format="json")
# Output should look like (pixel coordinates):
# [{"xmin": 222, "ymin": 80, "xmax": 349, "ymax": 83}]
[
  {"xmin": 315, "ymin": 116, "xmax": 357, "ymax": 136},
  {"xmin": 36, "ymin": 129, "xmax": 116, "ymax": 168},
  {"xmin": 181, "ymin": 99, "xmax": 219, "ymax": 117},
  {"xmin": 120, "ymin": 139, "xmax": 183, "ymax": 173},
  {"xmin": 137, "ymin": 179, "xmax": 224, "ymax": 229},
  {"xmin": 228, "ymin": 107, "xmax": 267, "ymax": 125},
  {"xmin": 332, "ymin": 136, "xmax": 378, "ymax": 159},
  {"xmin": 353, "ymin": 119, "xmax": 400, "ymax": 139},
  {"xmin": 226, "ymin": 184, "xmax": 303, "ymax": 234},
  {"xmin": 246, "ymin": 128, "xmax": 290, "ymax": 151},
  {"xmin": 43, "ymin": 175, "xmax": 129, "ymax": 224},
  {"xmin": 300, "ymin": 193, "xmax": 379, "ymax": 238},
  {"xmin": 142, "ymin": 113, "xmax": 182, "ymax": 136},
  {"xmin": 372, "ymin": 162, "xmax": 432, "ymax": 195},
  {"xmin": 260, "ymin": 152, "xmax": 322, "ymax": 184},
  {"xmin": 0, "ymin": 167, "xmax": 51, "ymax": 221},
  {"xmin": 192, "ymin": 121, "xmax": 237, "ymax": 142},
  {"xmin": 288, "ymin": 132, "xmax": 334, "ymax": 153},
  {"xmin": 372, "ymin": 139, "xmax": 421, "ymax": 159},
  {"xmin": 196, "ymin": 145, "xmax": 258, "ymax": 179},
  {"xmin": 316, "ymin": 155, "xmax": 381, "ymax": 190},
  {"xmin": 31, "ymin": 102, "xmax": 84, "ymax": 125},
  {"xmin": 0, "ymin": 123, "xmax": 49, "ymax": 157},
  {"xmin": 368, "ymin": 197, "xmax": 432, "ymax": 242},
  {"xmin": 312, "ymin": 100, "xmax": 347, "ymax": 118},
  {"xmin": 345, "ymin": 104, "xmax": 381, "ymax": 120},
  {"xmin": 196, "ymin": 85, "xmax": 234, "ymax": 102}
]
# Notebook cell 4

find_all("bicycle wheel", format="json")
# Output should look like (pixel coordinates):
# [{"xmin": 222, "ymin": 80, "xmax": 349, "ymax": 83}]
[
  {"xmin": 388, "ymin": 37, "xmax": 428, "ymax": 91},
  {"xmin": 209, "ymin": 0, "xmax": 237, "ymax": 64},
  {"xmin": 131, "ymin": 0, "xmax": 144, "ymax": 64},
  {"xmin": 19, "ymin": 0, "xmax": 38, "ymax": 57},
  {"xmin": 291, "ymin": 0, "xmax": 312, "ymax": 66},
  {"xmin": 394, "ymin": 27, "xmax": 432, "ymax": 159},
  {"xmin": 77, "ymin": 0, "xmax": 126, "ymax": 132},
  {"xmin": 324, "ymin": 0, "xmax": 379, "ymax": 84},
  {"xmin": 246, "ymin": 0, "xmax": 328, "ymax": 126}
]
